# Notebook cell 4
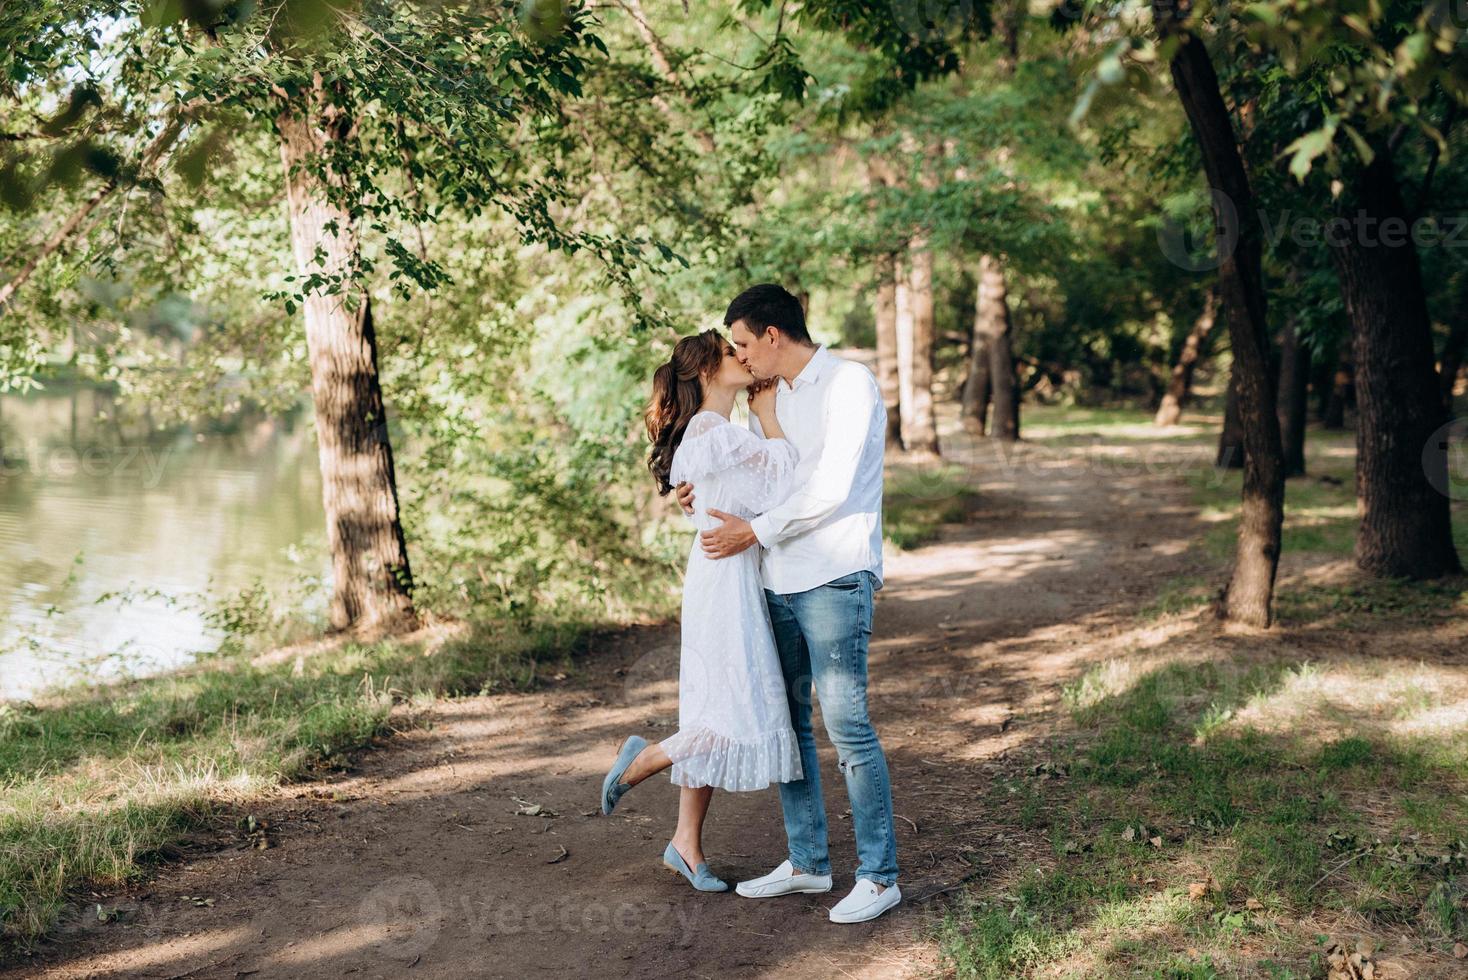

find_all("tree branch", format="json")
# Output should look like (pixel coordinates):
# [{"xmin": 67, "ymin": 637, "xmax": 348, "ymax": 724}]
[
  {"xmin": 0, "ymin": 103, "xmax": 196, "ymax": 310},
  {"xmin": 615, "ymin": 0, "xmax": 716, "ymax": 153}
]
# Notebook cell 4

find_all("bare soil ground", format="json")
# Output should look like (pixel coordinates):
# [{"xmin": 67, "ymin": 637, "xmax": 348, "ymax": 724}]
[{"xmin": 7, "ymin": 422, "xmax": 1455, "ymax": 979}]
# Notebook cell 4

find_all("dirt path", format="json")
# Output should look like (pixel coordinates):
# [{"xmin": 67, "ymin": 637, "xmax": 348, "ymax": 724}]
[{"xmin": 5, "ymin": 425, "xmax": 1219, "ymax": 979}]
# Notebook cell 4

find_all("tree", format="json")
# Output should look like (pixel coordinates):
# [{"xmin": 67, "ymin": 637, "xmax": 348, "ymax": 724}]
[
  {"xmin": 1329, "ymin": 145, "xmax": 1460, "ymax": 576},
  {"xmin": 277, "ymin": 72, "xmax": 416, "ymax": 632},
  {"xmin": 1152, "ymin": 1, "xmax": 1284, "ymax": 627},
  {"xmin": 1442, "ymin": 316, "xmax": 1467, "ymax": 412},
  {"xmin": 904, "ymin": 233, "xmax": 941, "ymax": 455},
  {"xmin": 961, "ymin": 289, "xmax": 993, "ymax": 433},
  {"xmin": 894, "ymin": 254, "xmax": 915, "ymax": 447},
  {"xmin": 872, "ymin": 255, "xmax": 903, "ymax": 448},
  {"xmin": 1276, "ymin": 315, "xmax": 1310, "ymax": 478},
  {"xmin": 973, "ymin": 253, "xmax": 1019, "ymax": 441},
  {"xmin": 1253, "ymin": 4, "xmax": 1463, "ymax": 578},
  {"xmin": 2, "ymin": 0, "xmax": 659, "ymax": 631},
  {"xmin": 1155, "ymin": 288, "xmax": 1216, "ymax": 427}
]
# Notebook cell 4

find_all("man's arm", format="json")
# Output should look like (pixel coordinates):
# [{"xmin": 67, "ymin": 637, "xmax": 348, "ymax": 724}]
[{"xmin": 748, "ymin": 367, "xmax": 877, "ymax": 547}]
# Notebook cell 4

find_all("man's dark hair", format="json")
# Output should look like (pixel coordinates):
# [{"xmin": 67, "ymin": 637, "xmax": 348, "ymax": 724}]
[{"xmin": 723, "ymin": 283, "xmax": 811, "ymax": 345}]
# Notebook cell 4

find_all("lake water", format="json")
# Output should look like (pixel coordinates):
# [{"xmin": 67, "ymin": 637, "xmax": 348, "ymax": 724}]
[{"xmin": 0, "ymin": 385, "xmax": 326, "ymax": 699}]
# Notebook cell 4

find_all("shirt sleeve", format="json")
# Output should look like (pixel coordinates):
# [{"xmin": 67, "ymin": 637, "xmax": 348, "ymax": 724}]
[{"xmin": 749, "ymin": 366, "xmax": 878, "ymax": 547}]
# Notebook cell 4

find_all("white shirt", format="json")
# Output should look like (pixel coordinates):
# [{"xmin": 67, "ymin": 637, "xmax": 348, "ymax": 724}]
[{"xmin": 748, "ymin": 345, "xmax": 886, "ymax": 595}]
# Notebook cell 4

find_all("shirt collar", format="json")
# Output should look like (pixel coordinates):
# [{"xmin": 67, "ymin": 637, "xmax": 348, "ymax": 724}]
[{"xmin": 784, "ymin": 345, "xmax": 830, "ymax": 390}]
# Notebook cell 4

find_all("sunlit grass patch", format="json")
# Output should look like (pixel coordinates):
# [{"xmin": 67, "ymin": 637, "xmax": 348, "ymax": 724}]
[
  {"xmin": 1189, "ymin": 467, "xmax": 1361, "ymax": 561},
  {"xmin": 1187, "ymin": 447, "xmax": 1467, "ymax": 628},
  {"xmin": 884, "ymin": 463, "xmax": 983, "ymax": 550},
  {"xmin": 944, "ymin": 649, "xmax": 1468, "ymax": 977},
  {"xmin": 1022, "ymin": 404, "xmax": 1219, "ymax": 444}
]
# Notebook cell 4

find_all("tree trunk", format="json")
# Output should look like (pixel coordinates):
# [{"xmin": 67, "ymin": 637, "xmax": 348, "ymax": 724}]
[
  {"xmin": 1155, "ymin": 288, "xmax": 1217, "ymax": 426},
  {"xmin": 1156, "ymin": 1, "xmax": 1284, "ymax": 627},
  {"xmin": 278, "ymin": 80, "xmax": 418, "ymax": 635},
  {"xmin": 996, "ymin": 0, "xmax": 1023, "ymax": 76},
  {"xmin": 961, "ymin": 287, "xmax": 992, "ymax": 435},
  {"xmin": 1277, "ymin": 318, "xmax": 1310, "ymax": 478},
  {"xmin": 863, "ymin": 156, "xmax": 903, "ymax": 449},
  {"xmin": 904, "ymin": 236, "xmax": 940, "ymax": 455},
  {"xmin": 1440, "ymin": 316, "xmax": 1467, "ymax": 413},
  {"xmin": 1324, "ymin": 342, "xmax": 1353, "ymax": 429},
  {"xmin": 975, "ymin": 254, "xmax": 1019, "ymax": 441},
  {"xmin": 1311, "ymin": 340, "xmax": 1335, "ymax": 422},
  {"xmin": 1216, "ymin": 369, "xmax": 1245, "ymax": 469},
  {"xmin": 895, "ymin": 258, "xmax": 914, "ymax": 448},
  {"xmin": 873, "ymin": 254, "xmax": 904, "ymax": 449},
  {"xmin": 1329, "ymin": 146, "xmax": 1461, "ymax": 578}
]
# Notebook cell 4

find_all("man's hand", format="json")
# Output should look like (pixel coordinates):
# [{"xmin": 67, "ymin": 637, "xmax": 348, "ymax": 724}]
[
  {"xmin": 700, "ymin": 509, "xmax": 758, "ymax": 558},
  {"xmin": 675, "ymin": 481, "xmax": 695, "ymax": 516}
]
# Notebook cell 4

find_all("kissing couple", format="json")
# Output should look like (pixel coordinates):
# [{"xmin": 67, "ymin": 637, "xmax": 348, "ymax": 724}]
[{"xmin": 599, "ymin": 283, "xmax": 900, "ymax": 924}]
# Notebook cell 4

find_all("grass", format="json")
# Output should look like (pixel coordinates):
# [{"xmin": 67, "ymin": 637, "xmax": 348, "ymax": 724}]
[
  {"xmin": 1180, "ymin": 424, "xmax": 1468, "ymax": 627},
  {"xmin": 1021, "ymin": 404, "xmax": 1219, "ymax": 442},
  {"xmin": 0, "ymin": 617, "xmax": 600, "ymax": 948},
  {"xmin": 937, "ymin": 408, "xmax": 1468, "ymax": 978},
  {"xmin": 884, "ymin": 464, "xmax": 984, "ymax": 550},
  {"xmin": 939, "ymin": 656, "xmax": 1468, "ymax": 977},
  {"xmin": 1185, "ymin": 426, "xmax": 1356, "ymax": 557}
]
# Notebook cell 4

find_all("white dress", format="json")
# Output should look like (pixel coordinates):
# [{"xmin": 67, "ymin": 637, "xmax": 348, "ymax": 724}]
[{"xmin": 660, "ymin": 410, "xmax": 804, "ymax": 791}]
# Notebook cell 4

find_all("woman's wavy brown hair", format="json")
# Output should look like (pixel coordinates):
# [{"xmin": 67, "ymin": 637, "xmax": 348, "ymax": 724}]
[{"xmin": 646, "ymin": 329, "xmax": 729, "ymax": 496}]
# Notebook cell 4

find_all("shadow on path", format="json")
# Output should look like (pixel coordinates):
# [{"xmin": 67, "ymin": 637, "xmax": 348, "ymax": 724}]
[{"xmin": 2, "ymin": 425, "xmax": 1224, "ymax": 979}]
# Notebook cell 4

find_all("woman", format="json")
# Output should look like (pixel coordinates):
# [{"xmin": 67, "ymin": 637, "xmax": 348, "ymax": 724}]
[{"xmin": 599, "ymin": 329, "xmax": 802, "ymax": 892}]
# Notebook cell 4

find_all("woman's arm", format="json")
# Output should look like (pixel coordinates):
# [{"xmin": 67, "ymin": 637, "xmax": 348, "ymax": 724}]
[{"xmin": 749, "ymin": 380, "xmax": 786, "ymax": 441}]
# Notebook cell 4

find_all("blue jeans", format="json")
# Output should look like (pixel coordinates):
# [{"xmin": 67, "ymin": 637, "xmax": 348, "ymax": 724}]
[{"xmin": 766, "ymin": 570, "xmax": 898, "ymax": 886}]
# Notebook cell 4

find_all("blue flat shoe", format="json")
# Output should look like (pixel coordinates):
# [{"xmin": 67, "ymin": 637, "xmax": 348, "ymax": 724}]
[
  {"xmin": 662, "ymin": 841, "xmax": 729, "ymax": 892},
  {"xmin": 600, "ymin": 735, "xmax": 648, "ymax": 815}
]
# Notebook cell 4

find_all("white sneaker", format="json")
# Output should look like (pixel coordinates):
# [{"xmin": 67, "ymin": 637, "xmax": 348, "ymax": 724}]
[
  {"xmin": 828, "ymin": 879, "xmax": 901, "ymax": 923},
  {"xmin": 734, "ymin": 860, "xmax": 833, "ymax": 898}
]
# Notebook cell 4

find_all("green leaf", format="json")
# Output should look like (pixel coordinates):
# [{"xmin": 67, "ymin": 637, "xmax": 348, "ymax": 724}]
[
  {"xmin": 1284, "ymin": 118, "xmax": 1338, "ymax": 182},
  {"xmin": 1339, "ymin": 123, "xmax": 1375, "ymax": 166}
]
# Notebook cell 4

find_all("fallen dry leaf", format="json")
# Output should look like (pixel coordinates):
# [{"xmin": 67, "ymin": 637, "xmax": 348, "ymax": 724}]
[
  {"xmin": 1187, "ymin": 881, "xmax": 1209, "ymax": 900},
  {"xmin": 1245, "ymin": 897, "xmax": 1264, "ymax": 910},
  {"xmin": 1453, "ymin": 942, "xmax": 1466, "ymax": 959},
  {"xmin": 1325, "ymin": 941, "xmax": 1378, "ymax": 980},
  {"xmin": 512, "ymin": 797, "xmax": 557, "ymax": 818}
]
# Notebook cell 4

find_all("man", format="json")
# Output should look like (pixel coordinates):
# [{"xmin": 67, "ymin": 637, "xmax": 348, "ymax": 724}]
[{"xmin": 676, "ymin": 282, "xmax": 900, "ymax": 924}]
